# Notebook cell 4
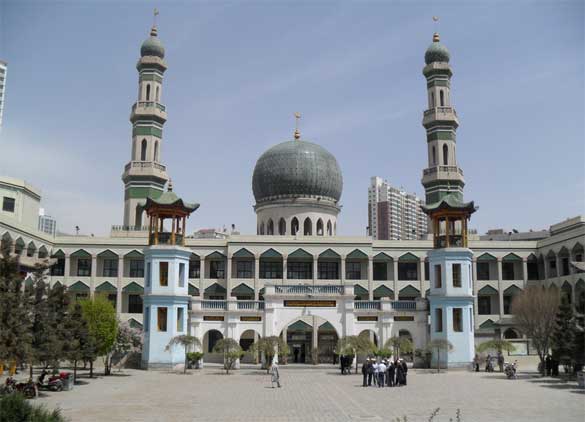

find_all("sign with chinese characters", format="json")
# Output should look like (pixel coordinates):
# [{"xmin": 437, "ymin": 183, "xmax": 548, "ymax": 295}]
[
  {"xmin": 240, "ymin": 316, "xmax": 261, "ymax": 322},
  {"xmin": 284, "ymin": 300, "xmax": 336, "ymax": 308},
  {"xmin": 357, "ymin": 316, "xmax": 378, "ymax": 321},
  {"xmin": 203, "ymin": 316, "xmax": 224, "ymax": 321},
  {"xmin": 394, "ymin": 316, "xmax": 414, "ymax": 322}
]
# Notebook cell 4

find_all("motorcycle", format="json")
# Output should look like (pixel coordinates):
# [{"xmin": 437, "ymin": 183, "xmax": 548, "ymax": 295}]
[
  {"xmin": 505, "ymin": 361, "xmax": 518, "ymax": 379},
  {"xmin": 37, "ymin": 370, "xmax": 63, "ymax": 392},
  {"xmin": 3, "ymin": 377, "xmax": 37, "ymax": 399},
  {"xmin": 485, "ymin": 358, "xmax": 494, "ymax": 372}
]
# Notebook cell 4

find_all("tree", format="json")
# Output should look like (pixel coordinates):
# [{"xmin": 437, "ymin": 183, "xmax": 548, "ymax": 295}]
[
  {"xmin": 165, "ymin": 335, "xmax": 201, "ymax": 374},
  {"xmin": 213, "ymin": 338, "xmax": 243, "ymax": 374},
  {"xmin": 427, "ymin": 339, "xmax": 453, "ymax": 373},
  {"xmin": 111, "ymin": 322, "xmax": 142, "ymax": 371},
  {"xmin": 80, "ymin": 296, "xmax": 118, "ymax": 376},
  {"xmin": 552, "ymin": 303, "xmax": 578, "ymax": 373},
  {"xmin": 250, "ymin": 336, "xmax": 286, "ymax": 372},
  {"xmin": 0, "ymin": 244, "xmax": 32, "ymax": 374},
  {"xmin": 477, "ymin": 339, "xmax": 516, "ymax": 355},
  {"xmin": 384, "ymin": 336, "xmax": 414, "ymax": 360},
  {"xmin": 63, "ymin": 302, "xmax": 94, "ymax": 383},
  {"xmin": 511, "ymin": 286, "xmax": 560, "ymax": 376},
  {"xmin": 336, "ymin": 335, "xmax": 375, "ymax": 373}
]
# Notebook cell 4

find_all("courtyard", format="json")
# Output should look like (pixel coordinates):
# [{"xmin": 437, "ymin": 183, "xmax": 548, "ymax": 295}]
[{"xmin": 34, "ymin": 366, "xmax": 584, "ymax": 422}]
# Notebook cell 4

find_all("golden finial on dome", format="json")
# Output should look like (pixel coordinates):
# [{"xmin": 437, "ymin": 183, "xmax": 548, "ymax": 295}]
[{"xmin": 294, "ymin": 112, "xmax": 301, "ymax": 140}]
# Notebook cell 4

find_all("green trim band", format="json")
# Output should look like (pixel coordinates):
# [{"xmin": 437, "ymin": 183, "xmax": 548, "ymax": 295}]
[
  {"xmin": 125, "ymin": 186, "xmax": 164, "ymax": 200},
  {"xmin": 132, "ymin": 126, "xmax": 163, "ymax": 138}
]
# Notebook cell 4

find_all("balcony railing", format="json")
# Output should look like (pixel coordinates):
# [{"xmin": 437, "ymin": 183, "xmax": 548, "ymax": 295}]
[
  {"xmin": 124, "ymin": 161, "xmax": 167, "ymax": 172},
  {"xmin": 202, "ymin": 300, "xmax": 227, "ymax": 310},
  {"xmin": 423, "ymin": 166, "xmax": 464, "ymax": 176},
  {"xmin": 132, "ymin": 101, "xmax": 166, "ymax": 112},
  {"xmin": 423, "ymin": 106, "xmax": 457, "ymax": 117},
  {"xmin": 274, "ymin": 285, "xmax": 344, "ymax": 295},
  {"xmin": 236, "ymin": 301, "xmax": 265, "ymax": 310},
  {"xmin": 392, "ymin": 301, "xmax": 416, "ymax": 311},
  {"xmin": 355, "ymin": 301, "xmax": 381, "ymax": 310},
  {"xmin": 111, "ymin": 225, "xmax": 150, "ymax": 232},
  {"xmin": 149, "ymin": 232, "xmax": 184, "ymax": 246}
]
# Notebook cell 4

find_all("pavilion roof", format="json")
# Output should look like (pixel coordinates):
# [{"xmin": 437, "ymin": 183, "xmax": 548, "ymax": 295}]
[{"xmin": 422, "ymin": 193, "xmax": 477, "ymax": 215}]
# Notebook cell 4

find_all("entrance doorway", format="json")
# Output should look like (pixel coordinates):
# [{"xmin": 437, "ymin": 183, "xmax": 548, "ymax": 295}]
[{"xmin": 283, "ymin": 319, "xmax": 339, "ymax": 364}]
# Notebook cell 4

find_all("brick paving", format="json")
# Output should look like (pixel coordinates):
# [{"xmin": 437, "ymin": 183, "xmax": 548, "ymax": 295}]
[{"xmin": 34, "ymin": 367, "xmax": 584, "ymax": 421}]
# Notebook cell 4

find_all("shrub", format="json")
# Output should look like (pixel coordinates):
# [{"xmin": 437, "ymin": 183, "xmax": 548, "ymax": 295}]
[{"xmin": 0, "ymin": 393, "xmax": 66, "ymax": 422}]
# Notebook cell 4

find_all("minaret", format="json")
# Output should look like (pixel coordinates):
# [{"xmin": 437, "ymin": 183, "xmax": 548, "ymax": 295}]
[
  {"xmin": 122, "ymin": 17, "xmax": 169, "ymax": 229},
  {"xmin": 421, "ymin": 32, "xmax": 464, "ymax": 206},
  {"xmin": 421, "ymin": 31, "xmax": 477, "ymax": 368},
  {"xmin": 142, "ymin": 183, "xmax": 199, "ymax": 369}
]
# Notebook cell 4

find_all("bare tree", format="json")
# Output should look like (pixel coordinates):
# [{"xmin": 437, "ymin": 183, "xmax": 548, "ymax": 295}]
[
  {"xmin": 511, "ymin": 286, "xmax": 560, "ymax": 376},
  {"xmin": 427, "ymin": 339, "xmax": 453, "ymax": 373},
  {"xmin": 166, "ymin": 335, "xmax": 201, "ymax": 374}
]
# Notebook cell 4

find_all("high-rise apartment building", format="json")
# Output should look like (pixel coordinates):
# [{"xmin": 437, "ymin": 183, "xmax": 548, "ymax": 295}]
[
  {"xmin": 38, "ymin": 208, "xmax": 57, "ymax": 236},
  {"xmin": 0, "ymin": 61, "xmax": 7, "ymax": 130},
  {"xmin": 368, "ymin": 176, "xmax": 427, "ymax": 240}
]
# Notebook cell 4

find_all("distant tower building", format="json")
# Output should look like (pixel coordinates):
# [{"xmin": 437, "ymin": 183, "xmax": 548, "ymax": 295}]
[
  {"xmin": 142, "ymin": 183, "xmax": 199, "ymax": 369},
  {"xmin": 0, "ymin": 60, "xmax": 7, "ymax": 131},
  {"xmin": 38, "ymin": 208, "xmax": 57, "ymax": 236},
  {"xmin": 368, "ymin": 177, "xmax": 427, "ymax": 240},
  {"xmin": 421, "ymin": 32, "xmax": 477, "ymax": 368},
  {"xmin": 122, "ymin": 22, "xmax": 170, "ymax": 229}
]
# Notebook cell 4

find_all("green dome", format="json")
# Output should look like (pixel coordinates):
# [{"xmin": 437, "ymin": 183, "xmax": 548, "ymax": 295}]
[
  {"xmin": 425, "ymin": 33, "xmax": 450, "ymax": 64},
  {"xmin": 252, "ymin": 139, "xmax": 343, "ymax": 203},
  {"xmin": 140, "ymin": 27, "xmax": 165, "ymax": 59}
]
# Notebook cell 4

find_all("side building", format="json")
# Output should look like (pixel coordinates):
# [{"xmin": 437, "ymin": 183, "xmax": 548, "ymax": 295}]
[{"xmin": 368, "ymin": 176, "xmax": 427, "ymax": 240}]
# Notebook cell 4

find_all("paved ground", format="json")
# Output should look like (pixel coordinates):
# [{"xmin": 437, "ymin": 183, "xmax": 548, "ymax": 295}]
[{"xmin": 33, "ymin": 366, "xmax": 584, "ymax": 422}]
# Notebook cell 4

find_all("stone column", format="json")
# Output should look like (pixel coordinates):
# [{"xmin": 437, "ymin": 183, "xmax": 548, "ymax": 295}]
[
  {"xmin": 368, "ymin": 257, "xmax": 374, "ymax": 300},
  {"xmin": 312, "ymin": 316, "xmax": 318, "ymax": 362},
  {"xmin": 313, "ymin": 255, "xmax": 318, "ymax": 285},
  {"xmin": 282, "ymin": 255, "xmax": 287, "ymax": 284},
  {"xmin": 254, "ymin": 255, "xmax": 260, "ymax": 301},
  {"xmin": 497, "ymin": 258, "xmax": 504, "ymax": 318},
  {"xmin": 117, "ymin": 256, "xmax": 123, "ymax": 314},
  {"xmin": 472, "ymin": 258, "xmax": 478, "ymax": 325},
  {"xmin": 199, "ymin": 257, "xmax": 205, "ymax": 298},
  {"xmin": 556, "ymin": 254, "xmax": 562, "ymax": 279},
  {"xmin": 340, "ymin": 255, "xmax": 346, "ymax": 284},
  {"xmin": 64, "ymin": 254, "xmax": 71, "ymax": 282},
  {"xmin": 419, "ymin": 258, "xmax": 425, "ymax": 298},
  {"xmin": 544, "ymin": 258, "xmax": 550, "ymax": 281},
  {"xmin": 226, "ymin": 256, "xmax": 232, "ymax": 299},
  {"xmin": 522, "ymin": 257, "xmax": 528, "ymax": 288},
  {"xmin": 90, "ymin": 254, "xmax": 97, "ymax": 298},
  {"xmin": 393, "ymin": 259, "xmax": 399, "ymax": 301}
]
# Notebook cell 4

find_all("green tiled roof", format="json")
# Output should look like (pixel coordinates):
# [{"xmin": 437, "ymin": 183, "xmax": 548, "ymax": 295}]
[
  {"xmin": 261, "ymin": 248, "xmax": 282, "ymax": 259},
  {"xmin": 422, "ymin": 193, "xmax": 476, "ymax": 215},
  {"xmin": 374, "ymin": 252, "xmax": 393, "ymax": 262},
  {"xmin": 51, "ymin": 249, "xmax": 65, "ymax": 258},
  {"xmin": 95, "ymin": 281, "xmax": 117, "ymax": 293},
  {"xmin": 479, "ymin": 319, "xmax": 496, "ymax": 330},
  {"xmin": 398, "ymin": 252, "xmax": 419, "ymax": 262},
  {"xmin": 503, "ymin": 253, "xmax": 522, "ymax": 262},
  {"xmin": 319, "ymin": 249, "xmax": 340, "ymax": 259},
  {"xmin": 289, "ymin": 248, "xmax": 312, "ymax": 259},
  {"xmin": 188, "ymin": 283, "xmax": 199, "ymax": 296},
  {"xmin": 71, "ymin": 249, "xmax": 91, "ymax": 259},
  {"xmin": 128, "ymin": 318, "xmax": 143, "ymax": 330},
  {"xmin": 123, "ymin": 282, "xmax": 144, "ymax": 294},
  {"xmin": 232, "ymin": 283, "xmax": 254, "ymax": 295},
  {"xmin": 205, "ymin": 283, "xmax": 226, "ymax": 295},
  {"xmin": 288, "ymin": 320, "xmax": 312, "ymax": 332},
  {"xmin": 478, "ymin": 285, "xmax": 498, "ymax": 295},
  {"xmin": 373, "ymin": 285, "xmax": 393, "ymax": 298},
  {"xmin": 206, "ymin": 251, "xmax": 226, "ymax": 260},
  {"xmin": 504, "ymin": 285, "xmax": 522, "ymax": 295},
  {"xmin": 399, "ymin": 285, "xmax": 420, "ymax": 297},
  {"xmin": 98, "ymin": 250, "xmax": 118, "ymax": 259},
  {"xmin": 68, "ymin": 281, "xmax": 90, "ymax": 293},
  {"xmin": 124, "ymin": 250, "xmax": 143, "ymax": 259},
  {"xmin": 319, "ymin": 321, "xmax": 335, "ymax": 331},
  {"xmin": 477, "ymin": 253, "xmax": 497, "ymax": 262},
  {"xmin": 144, "ymin": 188, "xmax": 199, "ymax": 212},
  {"xmin": 347, "ymin": 249, "xmax": 368, "ymax": 260},
  {"xmin": 233, "ymin": 248, "xmax": 254, "ymax": 259},
  {"xmin": 354, "ymin": 284, "xmax": 368, "ymax": 296}
]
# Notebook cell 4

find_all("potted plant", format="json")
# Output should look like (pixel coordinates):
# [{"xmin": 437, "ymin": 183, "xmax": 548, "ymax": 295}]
[{"xmin": 187, "ymin": 352, "xmax": 205, "ymax": 369}]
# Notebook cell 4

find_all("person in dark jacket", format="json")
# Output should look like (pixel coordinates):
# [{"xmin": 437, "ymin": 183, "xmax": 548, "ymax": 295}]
[
  {"xmin": 396, "ymin": 361, "xmax": 404, "ymax": 386},
  {"xmin": 367, "ymin": 359, "xmax": 374, "ymax": 386},
  {"xmin": 361, "ymin": 360, "xmax": 368, "ymax": 386},
  {"xmin": 387, "ymin": 361, "xmax": 395, "ymax": 387},
  {"xmin": 401, "ymin": 359, "xmax": 408, "ymax": 386}
]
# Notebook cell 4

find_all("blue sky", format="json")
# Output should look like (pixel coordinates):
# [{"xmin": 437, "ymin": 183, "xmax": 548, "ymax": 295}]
[{"xmin": 0, "ymin": 0, "xmax": 583, "ymax": 236}]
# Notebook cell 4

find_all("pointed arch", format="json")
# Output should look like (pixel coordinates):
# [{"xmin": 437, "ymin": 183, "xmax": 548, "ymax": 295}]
[
  {"xmin": 316, "ymin": 219, "xmax": 324, "ymax": 236},
  {"xmin": 278, "ymin": 218, "xmax": 286, "ymax": 235},
  {"xmin": 259, "ymin": 221, "xmax": 265, "ymax": 235},
  {"xmin": 38, "ymin": 245, "xmax": 48, "ymax": 259},
  {"xmin": 442, "ymin": 144, "xmax": 448, "ymax": 165},
  {"xmin": 267, "ymin": 219, "xmax": 274, "ymax": 235},
  {"xmin": 26, "ymin": 241, "xmax": 36, "ymax": 257},
  {"xmin": 155, "ymin": 85, "xmax": 160, "ymax": 102},
  {"xmin": 146, "ymin": 83, "xmax": 151, "ymax": 101},
  {"xmin": 291, "ymin": 217, "xmax": 299, "ymax": 236},
  {"xmin": 141, "ymin": 139, "xmax": 147, "ymax": 161},
  {"xmin": 432, "ymin": 146, "xmax": 436, "ymax": 165},
  {"xmin": 572, "ymin": 242, "xmax": 584, "ymax": 261},
  {"xmin": 431, "ymin": 91, "xmax": 435, "ymax": 108},
  {"xmin": 154, "ymin": 141, "xmax": 159, "ymax": 162},
  {"xmin": 327, "ymin": 220, "xmax": 332, "ymax": 236},
  {"xmin": 303, "ymin": 217, "xmax": 312, "ymax": 236},
  {"xmin": 439, "ymin": 89, "xmax": 444, "ymax": 106}
]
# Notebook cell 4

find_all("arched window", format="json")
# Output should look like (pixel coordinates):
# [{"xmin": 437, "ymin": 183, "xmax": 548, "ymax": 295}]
[
  {"xmin": 154, "ymin": 141, "xmax": 159, "ymax": 162},
  {"xmin": 146, "ymin": 84, "xmax": 151, "ymax": 101},
  {"xmin": 439, "ymin": 90, "xmax": 444, "ymax": 106},
  {"xmin": 442, "ymin": 144, "xmax": 448, "ymax": 166},
  {"xmin": 259, "ymin": 222, "xmax": 265, "ymax": 235},
  {"xmin": 316, "ymin": 219, "xmax": 324, "ymax": 236},
  {"xmin": 267, "ymin": 219, "xmax": 274, "ymax": 235},
  {"xmin": 278, "ymin": 218, "xmax": 286, "ymax": 235},
  {"xmin": 303, "ymin": 218, "xmax": 312, "ymax": 236},
  {"xmin": 334, "ymin": 222, "xmax": 337, "ymax": 235},
  {"xmin": 327, "ymin": 221, "xmax": 332, "ymax": 236},
  {"xmin": 431, "ymin": 92, "xmax": 435, "ymax": 108},
  {"xmin": 155, "ymin": 86, "xmax": 160, "ymax": 102},
  {"xmin": 141, "ymin": 139, "xmax": 147, "ymax": 161},
  {"xmin": 135, "ymin": 206, "xmax": 143, "ymax": 228},
  {"xmin": 503, "ymin": 328, "xmax": 519, "ymax": 339},
  {"xmin": 291, "ymin": 218, "xmax": 299, "ymax": 236},
  {"xmin": 432, "ymin": 146, "xmax": 436, "ymax": 165}
]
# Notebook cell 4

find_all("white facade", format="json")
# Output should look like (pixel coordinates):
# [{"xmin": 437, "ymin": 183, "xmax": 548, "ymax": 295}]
[
  {"xmin": 368, "ymin": 176, "xmax": 427, "ymax": 240},
  {"xmin": 0, "ymin": 176, "xmax": 42, "ymax": 231}
]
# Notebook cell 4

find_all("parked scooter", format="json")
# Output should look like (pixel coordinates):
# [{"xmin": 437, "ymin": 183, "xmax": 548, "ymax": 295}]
[
  {"xmin": 3, "ymin": 377, "xmax": 37, "ymax": 398},
  {"xmin": 505, "ymin": 361, "xmax": 518, "ymax": 379},
  {"xmin": 37, "ymin": 370, "xmax": 63, "ymax": 392},
  {"xmin": 485, "ymin": 357, "xmax": 494, "ymax": 372}
]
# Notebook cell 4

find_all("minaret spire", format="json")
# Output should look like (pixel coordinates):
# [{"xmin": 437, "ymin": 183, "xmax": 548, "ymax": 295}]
[{"xmin": 294, "ymin": 112, "xmax": 301, "ymax": 140}]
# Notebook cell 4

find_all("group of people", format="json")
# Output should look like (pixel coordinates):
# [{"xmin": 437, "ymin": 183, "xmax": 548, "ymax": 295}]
[
  {"xmin": 472, "ymin": 352, "xmax": 505, "ymax": 372},
  {"xmin": 361, "ymin": 358, "xmax": 408, "ymax": 387}
]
